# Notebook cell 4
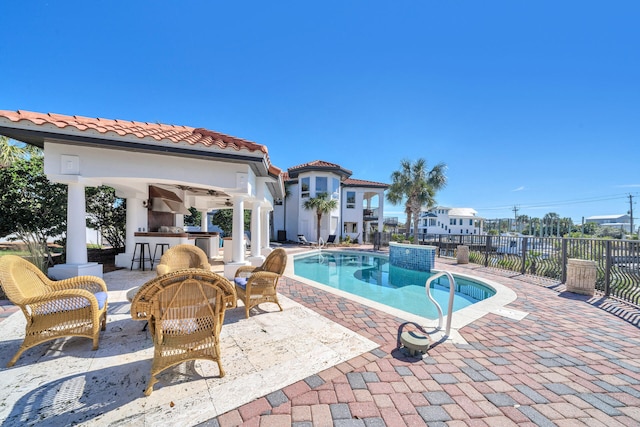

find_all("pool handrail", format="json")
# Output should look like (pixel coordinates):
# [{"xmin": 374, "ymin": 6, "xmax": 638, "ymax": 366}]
[{"xmin": 425, "ymin": 271, "xmax": 456, "ymax": 337}]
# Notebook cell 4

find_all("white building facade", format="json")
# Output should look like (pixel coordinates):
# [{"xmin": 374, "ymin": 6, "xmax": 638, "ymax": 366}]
[
  {"xmin": 418, "ymin": 206, "xmax": 484, "ymax": 236},
  {"xmin": 585, "ymin": 214, "xmax": 633, "ymax": 233},
  {"xmin": 272, "ymin": 161, "xmax": 388, "ymax": 244}
]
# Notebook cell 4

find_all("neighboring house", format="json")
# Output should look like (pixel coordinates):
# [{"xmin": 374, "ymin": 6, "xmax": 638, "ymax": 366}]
[
  {"xmin": 272, "ymin": 160, "xmax": 388, "ymax": 243},
  {"xmin": 418, "ymin": 206, "xmax": 485, "ymax": 236},
  {"xmin": 585, "ymin": 214, "xmax": 633, "ymax": 233}
]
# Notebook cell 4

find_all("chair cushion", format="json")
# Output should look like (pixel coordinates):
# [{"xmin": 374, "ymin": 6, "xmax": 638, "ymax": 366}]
[
  {"xmin": 234, "ymin": 277, "xmax": 247, "ymax": 290},
  {"xmin": 39, "ymin": 291, "xmax": 108, "ymax": 314},
  {"xmin": 94, "ymin": 291, "xmax": 108, "ymax": 310}
]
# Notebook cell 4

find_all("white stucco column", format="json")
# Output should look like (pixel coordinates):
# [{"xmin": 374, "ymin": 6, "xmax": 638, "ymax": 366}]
[
  {"xmin": 377, "ymin": 190, "xmax": 385, "ymax": 232},
  {"xmin": 249, "ymin": 202, "xmax": 264, "ymax": 265},
  {"xmin": 200, "ymin": 210, "xmax": 209, "ymax": 232},
  {"xmin": 261, "ymin": 209, "xmax": 271, "ymax": 256},
  {"xmin": 125, "ymin": 197, "xmax": 141, "ymax": 253},
  {"xmin": 114, "ymin": 196, "xmax": 145, "ymax": 269},
  {"xmin": 224, "ymin": 196, "xmax": 250, "ymax": 279},
  {"xmin": 48, "ymin": 180, "xmax": 103, "ymax": 279},
  {"xmin": 232, "ymin": 196, "xmax": 245, "ymax": 263},
  {"xmin": 66, "ymin": 181, "xmax": 88, "ymax": 264}
]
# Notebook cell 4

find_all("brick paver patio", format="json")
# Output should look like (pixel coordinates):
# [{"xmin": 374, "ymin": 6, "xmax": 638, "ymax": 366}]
[
  {"xmin": 201, "ymin": 256, "xmax": 640, "ymax": 426},
  {"xmin": 1, "ymin": 253, "xmax": 638, "ymax": 426}
]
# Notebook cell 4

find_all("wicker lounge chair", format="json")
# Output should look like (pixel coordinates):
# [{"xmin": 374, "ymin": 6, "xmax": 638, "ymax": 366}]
[
  {"xmin": 234, "ymin": 248, "xmax": 287, "ymax": 318},
  {"xmin": 0, "ymin": 255, "xmax": 108, "ymax": 367},
  {"xmin": 155, "ymin": 244, "xmax": 211, "ymax": 276},
  {"xmin": 130, "ymin": 269, "xmax": 237, "ymax": 395}
]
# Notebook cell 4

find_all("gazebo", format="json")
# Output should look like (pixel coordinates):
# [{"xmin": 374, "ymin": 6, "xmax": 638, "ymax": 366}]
[{"xmin": 0, "ymin": 110, "xmax": 284, "ymax": 279}]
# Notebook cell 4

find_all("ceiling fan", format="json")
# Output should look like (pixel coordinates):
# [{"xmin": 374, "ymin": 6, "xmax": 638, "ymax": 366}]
[{"xmin": 224, "ymin": 199, "xmax": 233, "ymax": 207}]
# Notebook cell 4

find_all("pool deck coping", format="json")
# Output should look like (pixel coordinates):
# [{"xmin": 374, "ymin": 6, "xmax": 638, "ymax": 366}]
[{"xmin": 289, "ymin": 248, "xmax": 519, "ymax": 345}]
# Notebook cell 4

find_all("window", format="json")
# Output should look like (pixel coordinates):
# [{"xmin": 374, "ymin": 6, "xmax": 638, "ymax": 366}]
[
  {"xmin": 301, "ymin": 177, "xmax": 310, "ymax": 198},
  {"xmin": 469, "ymin": 219, "xmax": 473, "ymax": 226},
  {"xmin": 316, "ymin": 177, "xmax": 327, "ymax": 196},
  {"xmin": 331, "ymin": 178, "xmax": 340, "ymax": 199},
  {"xmin": 346, "ymin": 191, "xmax": 356, "ymax": 209},
  {"xmin": 450, "ymin": 218, "xmax": 455, "ymax": 225},
  {"xmin": 344, "ymin": 222, "xmax": 357, "ymax": 233}
]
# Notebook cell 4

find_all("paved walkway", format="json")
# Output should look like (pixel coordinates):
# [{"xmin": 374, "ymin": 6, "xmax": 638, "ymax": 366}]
[
  {"xmin": 203, "ymin": 256, "xmax": 640, "ymax": 427},
  {"xmin": 1, "ymin": 252, "xmax": 639, "ymax": 426}
]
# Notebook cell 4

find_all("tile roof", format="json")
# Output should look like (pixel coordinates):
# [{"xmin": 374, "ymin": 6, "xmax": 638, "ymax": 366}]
[
  {"xmin": 0, "ymin": 109, "xmax": 282, "ymax": 176},
  {"xmin": 282, "ymin": 166, "xmax": 389, "ymax": 188},
  {"xmin": 343, "ymin": 178, "xmax": 389, "ymax": 188},
  {"xmin": 286, "ymin": 159, "xmax": 353, "ymax": 180},
  {"xmin": 288, "ymin": 160, "xmax": 343, "ymax": 170}
]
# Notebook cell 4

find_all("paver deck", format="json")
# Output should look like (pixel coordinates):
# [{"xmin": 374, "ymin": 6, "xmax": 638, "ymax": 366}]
[
  {"xmin": 204, "ymin": 253, "xmax": 640, "ymax": 426},
  {"xmin": 1, "ymin": 248, "xmax": 639, "ymax": 426}
]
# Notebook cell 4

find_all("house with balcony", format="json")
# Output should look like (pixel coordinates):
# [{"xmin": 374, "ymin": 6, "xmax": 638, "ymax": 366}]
[
  {"xmin": 418, "ymin": 206, "xmax": 485, "ymax": 236},
  {"xmin": 272, "ymin": 160, "xmax": 388, "ymax": 244}
]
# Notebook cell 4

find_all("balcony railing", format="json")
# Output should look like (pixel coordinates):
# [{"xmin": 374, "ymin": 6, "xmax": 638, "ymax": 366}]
[{"xmin": 363, "ymin": 208, "xmax": 379, "ymax": 219}]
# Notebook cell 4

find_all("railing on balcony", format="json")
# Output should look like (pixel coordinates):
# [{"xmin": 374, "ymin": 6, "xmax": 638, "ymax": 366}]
[
  {"xmin": 416, "ymin": 233, "xmax": 640, "ymax": 307},
  {"xmin": 363, "ymin": 208, "xmax": 379, "ymax": 220}
]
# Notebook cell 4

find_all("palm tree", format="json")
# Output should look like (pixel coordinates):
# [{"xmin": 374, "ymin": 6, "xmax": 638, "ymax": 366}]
[
  {"xmin": 386, "ymin": 158, "xmax": 447, "ymax": 240},
  {"xmin": 302, "ymin": 192, "xmax": 338, "ymax": 243},
  {"xmin": 0, "ymin": 136, "xmax": 41, "ymax": 167}
]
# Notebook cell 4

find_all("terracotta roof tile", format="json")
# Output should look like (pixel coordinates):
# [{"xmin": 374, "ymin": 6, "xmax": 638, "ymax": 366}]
[
  {"xmin": 343, "ymin": 178, "xmax": 389, "ymax": 188},
  {"xmin": 0, "ymin": 109, "xmax": 267, "ymax": 153},
  {"xmin": 288, "ymin": 160, "xmax": 342, "ymax": 170},
  {"xmin": 0, "ymin": 109, "xmax": 281, "ymax": 175}
]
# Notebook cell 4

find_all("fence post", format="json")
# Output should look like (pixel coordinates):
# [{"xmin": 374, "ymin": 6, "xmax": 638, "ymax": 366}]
[
  {"xmin": 604, "ymin": 240, "xmax": 612, "ymax": 296},
  {"xmin": 561, "ymin": 238, "xmax": 568, "ymax": 283},
  {"xmin": 521, "ymin": 237, "xmax": 528, "ymax": 275},
  {"xmin": 484, "ymin": 235, "xmax": 491, "ymax": 267},
  {"xmin": 438, "ymin": 235, "xmax": 442, "ymax": 258}
]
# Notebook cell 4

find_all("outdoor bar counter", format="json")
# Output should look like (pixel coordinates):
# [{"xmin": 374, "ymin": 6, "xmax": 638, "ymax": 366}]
[{"xmin": 133, "ymin": 232, "xmax": 220, "ymax": 258}]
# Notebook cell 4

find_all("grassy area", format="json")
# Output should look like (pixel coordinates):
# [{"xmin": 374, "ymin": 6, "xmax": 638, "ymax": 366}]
[{"xmin": 0, "ymin": 249, "xmax": 30, "ymax": 257}]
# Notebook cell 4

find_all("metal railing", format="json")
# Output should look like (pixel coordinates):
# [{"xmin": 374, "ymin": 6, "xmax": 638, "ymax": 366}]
[
  {"xmin": 417, "ymin": 234, "xmax": 640, "ymax": 307},
  {"xmin": 425, "ymin": 271, "xmax": 456, "ymax": 337}
]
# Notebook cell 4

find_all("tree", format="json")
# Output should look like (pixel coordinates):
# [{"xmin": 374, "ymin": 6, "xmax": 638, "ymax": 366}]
[
  {"xmin": 85, "ymin": 186, "xmax": 126, "ymax": 248},
  {"xmin": 302, "ymin": 192, "xmax": 339, "ymax": 243},
  {"xmin": 0, "ymin": 136, "xmax": 41, "ymax": 167},
  {"xmin": 184, "ymin": 207, "xmax": 202, "ymax": 227},
  {"xmin": 0, "ymin": 156, "xmax": 67, "ymax": 264},
  {"xmin": 210, "ymin": 209, "xmax": 251, "ymax": 237},
  {"xmin": 386, "ymin": 158, "xmax": 447, "ymax": 240}
]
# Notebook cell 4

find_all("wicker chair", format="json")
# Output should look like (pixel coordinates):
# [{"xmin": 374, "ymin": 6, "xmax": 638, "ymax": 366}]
[
  {"xmin": 0, "ymin": 255, "xmax": 108, "ymax": 367},
  {"xmin": 130, "ymin": 269, "xmax": 237, "ymax": 395},
  {"xmin": 155, "ymin": 244, "xmax": 211, "ymax": 276},
  {"xmin": 234, "ymin": 248, "xmax": 287, "ymax": 318}
]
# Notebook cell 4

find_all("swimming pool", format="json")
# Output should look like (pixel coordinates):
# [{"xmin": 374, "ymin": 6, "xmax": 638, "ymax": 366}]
[{"xmin": 293, "ymin": 251, "xmax": 496, "ymax": 320}]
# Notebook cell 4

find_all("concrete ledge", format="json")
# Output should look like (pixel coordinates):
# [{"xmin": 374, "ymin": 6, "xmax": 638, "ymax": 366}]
[{"xmin": 48, "ymin": 262, "xmax": 103, "ymax": 280}]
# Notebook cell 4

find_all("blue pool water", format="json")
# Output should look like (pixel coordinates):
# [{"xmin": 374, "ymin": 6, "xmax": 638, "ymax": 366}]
[{"xmin": 294, "ymin": 251, "xmax": 496, "ymax": 319}]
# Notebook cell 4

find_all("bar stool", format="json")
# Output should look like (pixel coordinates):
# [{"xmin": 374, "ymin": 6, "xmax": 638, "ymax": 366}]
[
  {"xmin": 130, "ymin": 242, "xmax": 153, "ymax": 271},
  {"xmin": 153, "ymin": 243, "xmax": 170, "ymax": 265}
]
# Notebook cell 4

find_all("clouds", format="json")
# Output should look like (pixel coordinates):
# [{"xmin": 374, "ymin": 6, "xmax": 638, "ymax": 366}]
[{"xmin": 511, "ymin": 186, "xmax": 525, "ymax": 192}]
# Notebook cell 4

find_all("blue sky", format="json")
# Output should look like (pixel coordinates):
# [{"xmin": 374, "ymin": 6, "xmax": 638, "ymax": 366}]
[{"xmin": 2, "ymin": 1, "xmax": 638, "ymax": 224}]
